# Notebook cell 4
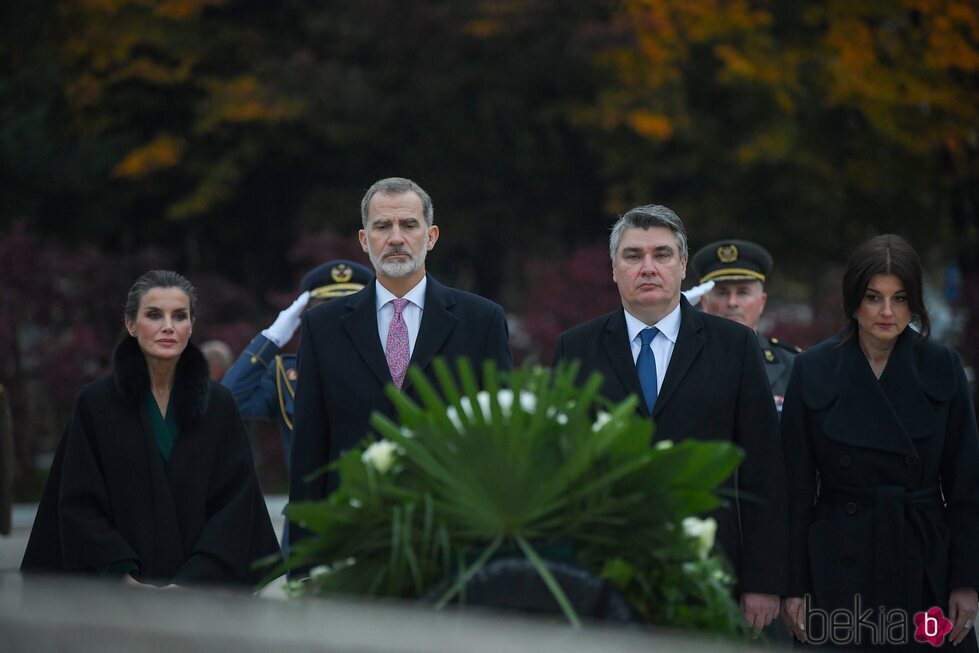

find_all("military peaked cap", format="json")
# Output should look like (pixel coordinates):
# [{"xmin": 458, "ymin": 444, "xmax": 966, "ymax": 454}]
[
  {"xmin": 691, "ymin": 239, "xmax": 773, "ymax": 285},
  {"xmin": 301, "ymin": 260, "xmax": 373, "ymax": 299}
]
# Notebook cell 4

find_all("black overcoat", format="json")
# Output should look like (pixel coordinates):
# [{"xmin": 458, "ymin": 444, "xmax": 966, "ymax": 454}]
[
  {"xmin": 552, "ymin": 298, "xmax": 787, "ymax": 596},
  {"xmin": 289, "ymin": 275, "xmax": 512, "ymax": 543},
  {"xmin": 22, "ymin": 338, "xmax": 280, "ymax": 587},
  {"xmin": 782, "ymin": 329, "xmax": 979, "ymax": 648}
]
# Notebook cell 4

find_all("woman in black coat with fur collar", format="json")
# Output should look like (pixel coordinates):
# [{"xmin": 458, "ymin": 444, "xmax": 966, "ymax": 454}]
[
  {"xmin": 780, "ymin": 236, "xmax": 979, "ymax": 651},
  {"xmin": 22, "ymin": 270, "xmax": 279, "ymax": 588}
]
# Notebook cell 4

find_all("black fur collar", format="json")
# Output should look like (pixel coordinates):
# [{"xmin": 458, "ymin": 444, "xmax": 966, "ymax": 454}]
[{"xmin": 113, "ymin": 335, "xmax": 210, "ymax": 429}]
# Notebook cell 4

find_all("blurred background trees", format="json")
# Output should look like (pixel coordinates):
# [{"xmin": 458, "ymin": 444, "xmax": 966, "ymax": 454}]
[{"xmin": 2, "ymin": 0, "xmax": 977, "ymax": 497}]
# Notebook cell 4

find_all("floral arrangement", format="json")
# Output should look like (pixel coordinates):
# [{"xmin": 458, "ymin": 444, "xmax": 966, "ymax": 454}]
[{"xmin": 276, "ymin": 360, "xmax": 749, "ymax": 636}]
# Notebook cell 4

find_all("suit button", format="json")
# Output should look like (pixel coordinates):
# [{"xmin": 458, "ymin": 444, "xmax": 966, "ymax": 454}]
[
  {"xmin": 839, "ymin": 455, "xmax": 852, "ymax": 467},
  {"xmin": 905, "ymin": 455, "xmax": 919, "ymax": 466},
  {"xmin": 841, "ymin": 555, "xmax": 855, "ymax": 567},
  {"xmin": 845, "ymin": 502, "xmax": 857, "ymax": 515}
]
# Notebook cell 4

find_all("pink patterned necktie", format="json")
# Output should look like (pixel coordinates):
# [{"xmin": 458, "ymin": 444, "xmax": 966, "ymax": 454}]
[{"xmin": 385, "ymin": 298, "xmax": 410, "ymax": 389}]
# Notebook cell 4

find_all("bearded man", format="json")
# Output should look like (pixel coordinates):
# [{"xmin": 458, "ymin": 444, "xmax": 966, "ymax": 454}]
[{"xmin": 289, "ymin": 177, "xmax": 512, "ymax": 547}]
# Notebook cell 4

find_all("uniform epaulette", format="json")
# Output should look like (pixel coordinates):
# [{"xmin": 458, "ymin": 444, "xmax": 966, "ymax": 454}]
[{"xmin": 769, "ymin": 337, "xmax": 802, "ymax": 353}]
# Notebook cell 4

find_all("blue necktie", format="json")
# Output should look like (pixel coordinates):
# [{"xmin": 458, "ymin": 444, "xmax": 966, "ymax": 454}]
[{"xmin": 637, "ymin": 327, "xmax": 659, "ymax": 413}]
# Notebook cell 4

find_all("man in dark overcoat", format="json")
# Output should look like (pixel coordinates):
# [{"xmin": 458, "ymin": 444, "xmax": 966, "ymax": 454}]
[
  {"xmin": 552, "ymin": 204, "xmax": 787, "ymax": 636},
  {"xmin": 289, "ymin": 177, "xmax": 512, "ymax": 548}
]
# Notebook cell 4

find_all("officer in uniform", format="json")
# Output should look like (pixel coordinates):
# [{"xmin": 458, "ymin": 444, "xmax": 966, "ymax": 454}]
[
  {"xmin": 222, "ymin": 260, "xmax": 373, "ymax": 467},
  {"xmin": 691, "ymin": 239, "xmax": 801, "ymax": 414}
]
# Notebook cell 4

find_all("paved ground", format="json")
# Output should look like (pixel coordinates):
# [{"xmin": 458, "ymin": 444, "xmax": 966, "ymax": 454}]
[
  {"xmin": 0, "ymin": 504, "xmax": 38, "ymax": 571},
  {"xmin": 4, "ymin": 501, "xmax": 976, "ymax": 649}
]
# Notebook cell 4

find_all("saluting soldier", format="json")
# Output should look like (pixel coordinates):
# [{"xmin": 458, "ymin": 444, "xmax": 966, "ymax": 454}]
[
  {"xmin": 692, "ymin": 239, "xmax": 801, "ymax": 414},
  {"xmin": 222, "ymin": 260, "xmax": 373, "ymax": 467}
]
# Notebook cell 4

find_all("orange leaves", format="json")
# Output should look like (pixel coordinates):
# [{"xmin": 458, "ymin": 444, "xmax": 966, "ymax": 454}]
[
  {"xmin": 591, "ymin": 0, "xmax": 779, "ymax": 143},
  {"xmin": 156, "ymin": 0, "xmax": 230, "ymax": 20},
  {"xmin": 197, "ymin": 76, "xmax": 302, "ymax": 131},
  {"xmin": 811, "ymin": 0, "xmax": 979, "ymax": 153},
  {"xmin": 595, "ymin": 0, "xmax": 979, "ymax": 155},
  {"xmin": 111, "ymin": 134, "xmax": 186, "ymax": 178},
  {"xmin": 626, "ymin": 111, "xmax": 674, "ymax": 140}
]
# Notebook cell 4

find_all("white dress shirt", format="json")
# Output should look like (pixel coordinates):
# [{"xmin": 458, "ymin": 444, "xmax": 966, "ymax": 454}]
[
  {"xmin": 375, "ymin": 276, "xmax": 427, "ymax": 355},
  {"xmin": 623, "ymin": 302, "xmax": 682, "ymax": 394}
]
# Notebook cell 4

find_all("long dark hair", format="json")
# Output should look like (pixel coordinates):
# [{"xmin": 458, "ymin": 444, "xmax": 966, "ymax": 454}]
[{"xmin": 840, "ymin": 234, "xmax": 929, "ymax": 342}]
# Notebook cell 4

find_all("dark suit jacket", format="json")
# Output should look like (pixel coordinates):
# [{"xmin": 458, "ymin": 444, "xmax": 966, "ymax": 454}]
[
  {"xmin": 553, "ymin": 298, "xmax": 786, "ymax": 595},
  {"xmin": 782, "ymin": 329, "xmax": 979, "ymax": 617},
  {"xmin": 289, "ymin": 275, "xmax": 512, "ymax": 540}
]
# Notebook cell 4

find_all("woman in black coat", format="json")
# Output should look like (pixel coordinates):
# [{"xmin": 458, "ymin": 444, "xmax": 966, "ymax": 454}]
[
  {"xmin": 780, "ymin": 235, "xmax": 979, "ymax": 651},
  {"xmin": 22, "ymin": 270, "xmax": 280, "ymax": 588}
]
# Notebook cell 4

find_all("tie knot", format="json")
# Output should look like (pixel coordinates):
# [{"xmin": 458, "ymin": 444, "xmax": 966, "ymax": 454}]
[
  {"xmin": 640, "ymin": 327, "xmax": 658, "ymax": 346},
  {"xmin": 392, "ymin": 298, "xmax": 409, "ymax": 316}
]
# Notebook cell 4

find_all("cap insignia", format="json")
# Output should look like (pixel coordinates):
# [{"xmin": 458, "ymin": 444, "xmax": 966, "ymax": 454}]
[
  {"xmin": 717, "ymin": 244, "xmax": 739, "ymax": 263},
  {"xmin": 331, "ymin": 264, "xmax": 353, "ymax": 283}
]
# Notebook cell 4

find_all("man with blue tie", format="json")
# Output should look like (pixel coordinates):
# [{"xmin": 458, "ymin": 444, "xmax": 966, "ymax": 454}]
[
  {"xmin": 289, "ymin": 177, "xmax": 513, "ymax": 550},
  {"xmin": 552, "ymin": 204, "xmax": 787, "ymax": 637}
]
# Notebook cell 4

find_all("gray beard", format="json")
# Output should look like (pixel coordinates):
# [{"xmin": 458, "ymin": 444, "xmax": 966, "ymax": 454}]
[{"xmin": 369, "ymin": 247, "xmax": 426, "ymax": 278}]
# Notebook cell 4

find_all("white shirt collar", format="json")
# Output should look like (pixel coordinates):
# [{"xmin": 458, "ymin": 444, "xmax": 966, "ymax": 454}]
[
  {"xmin": 623, "ymin": 301, "xmax": 682, "ymax": 345},
  {"xmin": 374, "ymin": 275, "xmax": 427, "ymax": 312}
]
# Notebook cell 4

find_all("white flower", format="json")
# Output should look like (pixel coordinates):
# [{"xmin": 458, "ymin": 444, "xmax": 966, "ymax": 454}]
[
  {"xmin": 518, "ymin": 391, "xmax": 537, "ymax": 413},
  {"xmin": 310, "ymin": 565, "xmax": 331, "ymax": 580},
  {"xmin": 446, "ymin": 405, "xmax": 464, "ymax": 432},
  {"xmin": 654, "ymin": 439, "xmax": 674, "ymax": 450},
  {"xmin": 283, "ymin": 579, "xmax": 307, "ymax": 598},
  {"xmin": 476, "ymin": 390, "xmax": 494, "ymax": 418},
  {"xmin": 682, "ymin": 516, "xmax": 717, "ymax": 559},
  {"xmin": 482, "ymin": 389, "xmax": 536, "ymax": 417},
  {"xmin": 400, "ymin": 426, "xmax": 414, "ymax": 438},
  {"xmin": 361, "ymin": 439, "xmax": 398, "ymax": 474},
  {"xmin": 349, "ymin": 498, "xmax": 363, "ymax": 509},
  {"xmin": 592, "ymin": 411, "xmax": 613, "ymax": 432},
  {"xmin": 446, "ymin": 389, "xmax": 538, "ymax": 431}
]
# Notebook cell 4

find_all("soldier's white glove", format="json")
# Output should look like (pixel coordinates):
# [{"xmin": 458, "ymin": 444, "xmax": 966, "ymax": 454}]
[
  {"xmin": 681, "ymin": 280, "xmax": 715, "ymax": 306},
  {"xmin": 261, "ymin": 291, "xmax": 310, "ymax": 347}
]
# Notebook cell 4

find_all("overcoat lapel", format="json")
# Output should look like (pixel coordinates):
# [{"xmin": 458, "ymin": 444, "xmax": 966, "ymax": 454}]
[
  {"xmin": 821, "ymin": 336, "xmax": 917, "ymax": 456},
  {"xmin": 653, "ymin": 300, "xmax": 704, "ymax": 419},
  {"xmin": 405, "ymin": 276, "xmax": 457, "ymax": 393},
  {"xmin": 879, "ymin": 329, "xmax": 941, "ymax": 442},
  {"xmin": 602, "ymin": 309, "xmax": 646, "ymax": 415},
  {"xmin": 340, "ymin": 283, "xmax": 393, "ymax": 387}
]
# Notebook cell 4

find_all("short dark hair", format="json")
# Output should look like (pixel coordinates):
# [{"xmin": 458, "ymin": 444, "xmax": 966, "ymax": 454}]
[
  {"xmin": 841, "ymin": 234, "xmax": 929, "ymax": 341},
  {"xmin": 360, "ymin": 177, "xmax": 434, "ymax": 227},
  {"xmin": 124, "ymin": 270, "xmax": 198, "ymax": 325},
  {"xmin": 609, "ymin": 204, "xmax": 688, "ymax": 260}
]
